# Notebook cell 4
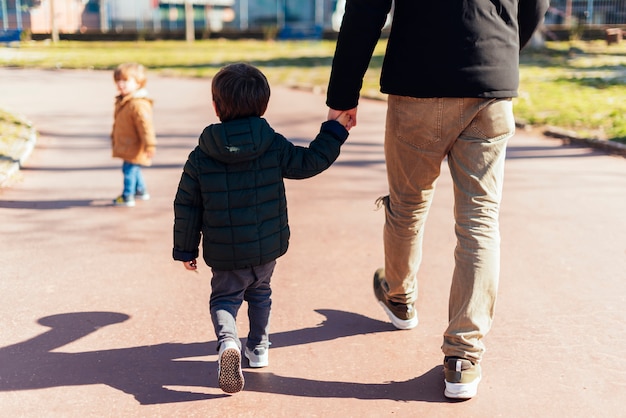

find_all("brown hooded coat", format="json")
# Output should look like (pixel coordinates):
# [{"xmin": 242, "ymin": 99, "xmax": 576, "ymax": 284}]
[{"xmin": 111, "ymin": 89, "xmax": 156, "ymax": 166}]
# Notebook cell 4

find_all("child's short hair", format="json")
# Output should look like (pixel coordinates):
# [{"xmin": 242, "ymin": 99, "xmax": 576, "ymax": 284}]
[
  {"xmin": 113, "ymin": 62, "xmax": 147, "ymax": 88},
  {"xmin": 211, "ymin": 63, "xmax": 270, "ymax": 122}
]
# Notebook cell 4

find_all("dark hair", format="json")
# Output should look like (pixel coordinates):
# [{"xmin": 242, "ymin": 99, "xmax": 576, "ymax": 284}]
[{"xmin": 211, "ymin": 63, "xmax": 270, "ymax": 122}]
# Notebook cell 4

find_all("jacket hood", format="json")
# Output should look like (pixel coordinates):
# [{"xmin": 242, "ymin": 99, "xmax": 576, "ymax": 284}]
[
  {"xmin": 198, "ymin": 117, "xmax": 276, "ymax": 164},
  {"xmin": 116, "ymin": 88, "xmax": 152, "ymax": 104},
  {"xmin": 132, "ymin": 88, "xmax": 150, "ymax": 99}
]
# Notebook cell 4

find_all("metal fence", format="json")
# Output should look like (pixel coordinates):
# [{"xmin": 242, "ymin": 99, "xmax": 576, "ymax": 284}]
[
  {"xmin": 1, "ymin": 0, "xmax": 626, "ymax": 38},
  {"xmin": 545, "ymin": 0, "xmax": 626, "ymax": 26}
]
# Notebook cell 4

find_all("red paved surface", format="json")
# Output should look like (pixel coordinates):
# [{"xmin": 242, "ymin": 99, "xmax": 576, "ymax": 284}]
[{"xmin": 1, "ymin": 68, "xmax": 625, "ymax": 417}]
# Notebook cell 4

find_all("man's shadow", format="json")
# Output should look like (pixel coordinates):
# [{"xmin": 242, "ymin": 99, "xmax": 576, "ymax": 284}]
[{"xmin": 0, "ymin": 310, "xmax": 445, "ymax": 404}]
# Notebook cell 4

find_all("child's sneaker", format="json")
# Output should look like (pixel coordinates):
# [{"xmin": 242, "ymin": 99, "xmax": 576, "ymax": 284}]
[
  {"xmin": 113, "ymin": 195, "xmax": 135, "ymax": 207},
  {"xmin": 218, "ymin": 340, "xmax": 244, "ymax": 393},
  {"xmin": 244, "ymin": 346, "xmax": 269, "ymax": 368},
  {"xmin": 443, "ymin": 357, "xmax": 481, "ymax": 399},
  {"xmin": 135, "ymin": 190, "xmax": 150, "ymax": 201}
]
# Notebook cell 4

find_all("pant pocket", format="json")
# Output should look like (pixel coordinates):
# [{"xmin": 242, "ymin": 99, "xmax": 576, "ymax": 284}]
[
  {"xmin": 466, "ymin": 99, "xmax": 515, "ymax": 142},
  {"xmin": 388, "ymin": 96, "xmax": 442, "ymax": 148}
]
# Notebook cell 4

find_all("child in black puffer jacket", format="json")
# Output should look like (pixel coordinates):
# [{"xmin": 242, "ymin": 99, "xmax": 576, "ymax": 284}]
[{"xmin": 173, "ymin": 63, "xmax": 350, "ymax": 394}]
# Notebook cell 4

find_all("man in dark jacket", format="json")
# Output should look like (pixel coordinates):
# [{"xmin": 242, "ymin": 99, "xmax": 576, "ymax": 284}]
[
  {"xmin": 174, "ymin": 63, "xmax": 350, "ymax": 394},
  {"xmin": 327, "ymin": 0, "xmax": 548, "ymax": 399}
]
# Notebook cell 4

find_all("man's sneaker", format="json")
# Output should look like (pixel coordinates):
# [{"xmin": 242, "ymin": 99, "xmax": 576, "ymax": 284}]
[
  {"xmin": 135, "ymin": 190, "xmax": 150, "ymax": 201},
  {"xmin": 373, "ymin": 268, "xmax": 418, "ymax": 330},
  {"xmin": 244, "ymin": 346, "xmax": 269, "ymax": 368},
  {"xmin": 113, "ymin": 195, "xmax": 135, "ymax": 207},
  {"xmin": 443, "ymin": 357, "xmax": 482, "ymax": 399},
  {"xmin": 218, "ymin": 340, "xmax": 244, "ymax": 393}
]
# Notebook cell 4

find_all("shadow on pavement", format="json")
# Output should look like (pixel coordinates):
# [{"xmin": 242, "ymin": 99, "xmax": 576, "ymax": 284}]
[
  {"xmin": 268, "ymin": 309, "xmax": 394, "ymax": 349},
  {"xmin": 0, "ymin": 199, "xmax": 108, "ymax": 209},
  {"xmin": 0, "ymin": 310, "xmax": 448, "ymax": 405},
  {"xmin": 505, "ymin": 144, "xmax": 600, "ymax": 159},
  {"xmin": 245, "ymin": 366, "xmax": 445, "ymax": 402},
  {"xmin": 0, "ymin": 312, "xmax": 224, "ymax": 404}
]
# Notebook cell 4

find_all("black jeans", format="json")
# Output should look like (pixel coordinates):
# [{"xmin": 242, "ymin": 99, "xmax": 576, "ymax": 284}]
[{"xmin": 210, "ymin": 260, "xmax": 275, "ymax": 351}]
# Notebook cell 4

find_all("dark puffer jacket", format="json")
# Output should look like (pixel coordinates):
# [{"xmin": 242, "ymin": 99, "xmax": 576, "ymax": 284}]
[
  {"xmin": 173, "ymin": 117, "xmax": 348, "ymax": 271},
  {"xmin": 327, "ymin": 0, "xmax": 549, "ymax": 109}
]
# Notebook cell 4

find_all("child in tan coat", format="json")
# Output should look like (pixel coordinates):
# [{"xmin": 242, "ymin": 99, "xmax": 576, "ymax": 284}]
[{"xmin": 111, "ymin": 62, "xmax": 157, "ymax": 207}]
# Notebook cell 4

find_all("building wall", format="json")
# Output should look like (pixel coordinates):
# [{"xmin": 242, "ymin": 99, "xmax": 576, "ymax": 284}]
[
  {"xmin": 232, "ymin": 0, "xmax": 335, "ymax": 30},
  {"xmin": 106, "ymin": 0, "xmax": 153, "ymax": 21},
  {"xmin": 6, "ymin": 0, "xmax": 341, "ymax": 34},
  {"xmin": 13, "ymin": 0, "xmax": 626, "ymax": 37},
  {"xmin": 28, "ymin": 0, "xmax": 86, "ymax": 33}
]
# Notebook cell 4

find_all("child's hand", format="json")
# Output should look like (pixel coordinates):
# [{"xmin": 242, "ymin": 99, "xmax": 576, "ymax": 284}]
[
  {"xmin": 328, "ymin": 107, "xmax": 357, "ymax": 131},
  {"xmin": 183, "ymin": 260, "xmax": 197, "ymax": 271},
  {"xmin": 335, "ymin": 112, "xmax": 352, "ymax": 130},
  {"xmin": 145, "ymin": 150, "xmax": 155, "ymax": 159}
]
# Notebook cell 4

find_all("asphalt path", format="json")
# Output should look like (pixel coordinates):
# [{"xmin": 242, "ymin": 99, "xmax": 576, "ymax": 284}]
[{"xmin": 1, "ymin": 68, "xmax": 625, "ymax": 417}]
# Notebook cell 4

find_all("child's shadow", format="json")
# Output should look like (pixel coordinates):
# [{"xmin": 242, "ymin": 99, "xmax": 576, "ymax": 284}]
[
  {"xmin": 0, "ymin": 310, "xmax": 445, "ymax": 404},
  {"xmin": 0, "ymin": 312, "xmax": 219, "ymax": 404}
]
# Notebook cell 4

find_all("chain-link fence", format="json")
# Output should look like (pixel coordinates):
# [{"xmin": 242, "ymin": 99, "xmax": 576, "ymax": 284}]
[
  {"xmin": 546, "ymin": 0, "xmax": 626, "ymax": 26},
  {"xmin": 1, "ymin": 0, "xmax": 625, "ymax": 40}
]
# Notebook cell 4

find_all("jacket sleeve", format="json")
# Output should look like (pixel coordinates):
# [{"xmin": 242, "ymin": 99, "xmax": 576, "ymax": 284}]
[
  {"xmin": 518, "ymin": 0, "xmax": 550, "ymax": 50},
  {"xmin": 132, "ymin": 100, "xmax": 157, "ymax": 152},
  {"xmin": 173, "ymin": 150, "xmax": 203, "ymax": 261},
  {"xmin": 281, "ymin": 120, "xmax": 349, "ymax": 180},
  {"xmin": 326, "ymin": 0, "xmax": 393, "ymax": 110}
]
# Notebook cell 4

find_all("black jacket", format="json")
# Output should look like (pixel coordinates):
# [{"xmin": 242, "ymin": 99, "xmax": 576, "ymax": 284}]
[
  {"xmin": 173, "ymin": 117, "xmax": 348, "ymax": 271},
  {"xmin": 327, "ymin": 0, "xmax": 549, "ymax": 109}
]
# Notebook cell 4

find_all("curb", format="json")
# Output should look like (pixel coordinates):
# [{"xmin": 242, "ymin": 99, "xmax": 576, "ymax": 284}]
[
  {"xmin": 0, "ymin": 121, "xmax": 38, "ymax": 188},
  {"xmin": 542, "ymin": 126, "xmax": 626, "ymax": 158}
]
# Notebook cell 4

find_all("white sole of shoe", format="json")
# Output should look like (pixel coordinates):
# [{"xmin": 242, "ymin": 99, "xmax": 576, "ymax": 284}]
[
  {"xmin": 378, "ymin": 300, "xmax": 418, "ymax": 330},
  {"xmin": 444, "ymin": 377, "xmax": 481, "ymax": 399}
]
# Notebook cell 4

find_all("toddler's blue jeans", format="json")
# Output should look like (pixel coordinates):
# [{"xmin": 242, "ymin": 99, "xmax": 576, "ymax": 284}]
[{"xmin": 122, "ymin": 161, "xmax": 147, "ymax": 199}]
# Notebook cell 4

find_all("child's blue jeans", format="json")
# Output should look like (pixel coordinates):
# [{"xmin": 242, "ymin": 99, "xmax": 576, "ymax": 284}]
[{"xmin": 122, "ymin": 161, "xmax": 147, "ymax": 199}]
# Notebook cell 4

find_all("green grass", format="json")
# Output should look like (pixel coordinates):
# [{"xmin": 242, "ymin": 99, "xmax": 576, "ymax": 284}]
[
  {"xmin": 0, "ymin": 108, "xmax": 33, "ymax": 163},
  {"xmin": 517, "ymin": 40, "xmax": 626, "ymax": 143},
  {"xmin": 0, "ymin": 109, "xmax": 32, "ymax": 141},
  {"xmin": 1, "ymin": 39, "xmax": 625, "ymax": 143}
]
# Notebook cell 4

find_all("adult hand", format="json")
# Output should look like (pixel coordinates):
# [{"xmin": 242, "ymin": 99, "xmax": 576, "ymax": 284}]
[{"xmin": 334, "ymin": 112, "xmax": 353, "ymax": 131}]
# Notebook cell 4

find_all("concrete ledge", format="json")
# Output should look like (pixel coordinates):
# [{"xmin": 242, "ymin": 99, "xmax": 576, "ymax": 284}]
[
  {"xmin": 0, "ymin": 119, "xmax": 38, "ymax": 188},
  {"xmin": 542, "ymin": 126, "xmax": 626, "ymax": 158}
]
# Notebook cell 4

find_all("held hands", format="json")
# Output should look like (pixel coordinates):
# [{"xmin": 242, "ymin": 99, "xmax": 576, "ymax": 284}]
[{"xmin": 328, "ymin": 107, "xmax": 357, "ymax": 131}]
